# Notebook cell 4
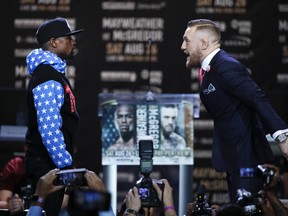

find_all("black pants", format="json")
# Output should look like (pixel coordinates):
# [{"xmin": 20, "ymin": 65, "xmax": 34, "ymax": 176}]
[
  {"xmin": 25, "ymin": 151, "xmax": 65, "ymax": 216},
  {"xmin": 226, "ymin": 171, "xmax": 264, "ymax": 203}
]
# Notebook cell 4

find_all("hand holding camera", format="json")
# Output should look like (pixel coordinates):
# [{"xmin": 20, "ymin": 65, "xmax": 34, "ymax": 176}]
[
  {"xmin": 53, "ymin": 168, "xmax": 87, "ymax": 187},
  {"xmin": 153, "ymin": 179, "xmax": 174, "ymax": 210},
  {"xmin": 29, "ymin": 168, "xmax": 111, "ymax": 215},
  {"xmin": 135, "ymin": 138, "xmax": 164, "ymax": 208},
  {"xmin": 84, "ymin": 170, "xmax": 106, "ymax": 192},
  {"xmin": 121, "ymin": 138, "xmax": 177, "ymax": 215},
  {"xmin": 125, "ymin": 187, "xmax": 142, "ymax": 213},
  {"xmin": 237, "ymin": 163, "xmax": 283, "ymax": 216},
  {"xmin": 260, "ymin": 164, "xmax": 280, "ymax": 190},
  {"xmin": 236, "ymin": 188, "xmax": 263, "ymax": 215},
  {"xmin": 239, "ymin": 164, "xmax": 277, "ymax": 187},
  {"xmin": 8, "ymin": 194, "xmax": 24, "ymax": 215},
  {"xmin": 34, "ymin": 168, "xmax": 64, "ymax": 205},
  {"xmin": 256, "ymin": 164, "xmax": 288, "ymax": 216},
  {"xmin": 192, "ymin": 185, "xmax": 212, "ymax": 216}
]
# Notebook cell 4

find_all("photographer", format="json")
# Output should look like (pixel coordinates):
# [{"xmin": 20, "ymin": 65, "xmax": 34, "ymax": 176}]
[
  {"xmin": 257, "ymin": 164, "xmax": 288, "ymax": 216},
  {"xmin": 27, "ymin": 168, "xmax": 64, "ymax": 215},
  {"xmin": 122, "ymin": 179, "xmax": 176, "ymax": 216},
  {"xmin": 123, "ymin": 187, "xmax": 141, "ymax": 215},
  {"xmin": 7, "ymin": 194, "xmax": 24, "ymax": 215},
  {"xmin": 27, "ymin": 168, "xmax": 113, "ymax": 216},
  {"xmin": 0, "ymin": 146, "xmax": 32, "ymax": 215}
]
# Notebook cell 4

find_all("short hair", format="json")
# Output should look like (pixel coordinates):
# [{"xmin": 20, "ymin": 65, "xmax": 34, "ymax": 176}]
[
  {"xmin": 161, "ymin": 104, "xmax": 178, "ymax": 109},
  {"xmin": 187, "ymin": 19, "xmax": 221, "ymax": 44},
  {"xmin": 160, "ymin": 104, "xmax": 179, "ymax": 118},
  {"xmin": 114, "ymin": 104, "xmax": 134, "ymax": 119}
]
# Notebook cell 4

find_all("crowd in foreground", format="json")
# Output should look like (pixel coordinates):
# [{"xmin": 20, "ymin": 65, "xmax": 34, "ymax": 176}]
[{"xmin": 1, "ymin": 163, "xmax": 288, "ymax": 216}]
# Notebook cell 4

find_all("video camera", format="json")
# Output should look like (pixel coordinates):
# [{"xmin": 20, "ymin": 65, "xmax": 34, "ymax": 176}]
[
  {"xmin": 239, "ymin": 165, "xmax": 275, "ymax": 186},
  {"xmin": 236, "ymin": 188, "xmax": 263, "ymax": 216},
  {"xmin": 191, "ymin": 184, "xmax": 212, "ymax": 216},
  {"xmin": 135, "ymin": 138, "xmax": 164, "ymax": 208}
]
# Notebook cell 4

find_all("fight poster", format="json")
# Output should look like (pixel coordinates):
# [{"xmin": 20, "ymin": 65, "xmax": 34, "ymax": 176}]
[{"xmin": 99, "ymin": 93, "xmax": 199, "ymax": 165}]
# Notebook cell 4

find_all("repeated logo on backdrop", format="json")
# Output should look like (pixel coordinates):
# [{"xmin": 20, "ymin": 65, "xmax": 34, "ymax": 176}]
[{"xmin": 1, "ymin": 0, "xmax": 288, "ymax": 207}]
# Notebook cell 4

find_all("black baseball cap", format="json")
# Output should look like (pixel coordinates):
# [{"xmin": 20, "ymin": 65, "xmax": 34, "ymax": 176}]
[{"xmin": 36, "ymin": 17, "xmax": 83, "ymax": 45}]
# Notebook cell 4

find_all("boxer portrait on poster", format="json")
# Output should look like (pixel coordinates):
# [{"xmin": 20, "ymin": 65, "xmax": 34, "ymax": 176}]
[{"xmin": 102, "ymin": 102, "xmax": 194, "ymax": 165}]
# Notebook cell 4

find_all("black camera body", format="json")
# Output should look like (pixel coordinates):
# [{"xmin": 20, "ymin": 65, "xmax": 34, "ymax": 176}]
[
  {"xmin": 236, "ymin": 188, "xmax": 263, "ymax": 216},
  {"xmin": 135, "ymin": 177, "xmax": 163, "ymax": 207},
  {"xmin": 192, "ymin": 185, "xmax": 212, "ymax": 216},
  {"xmin": 20, "ymin": 184, "xmax": 33, "ymax": 209},
  {"xmin": 135, "ymin": 138, "xmax": 163, "ymax": 208},
  {"xmin": 239, "ymin": 165, "xmax": 275, "ymax": 186}
]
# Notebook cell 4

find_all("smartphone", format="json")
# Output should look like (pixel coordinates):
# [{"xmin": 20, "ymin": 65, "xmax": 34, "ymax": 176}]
[
  {"xmin": 239, "ymin": 168, "xmax": 257, "ymax": 177},
  {"xmin": 54, "ymin": 168, "xmax": 87, "ymax": 186}
]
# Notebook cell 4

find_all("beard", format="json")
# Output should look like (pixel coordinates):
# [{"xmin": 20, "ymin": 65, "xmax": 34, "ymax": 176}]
[
  {"xmin": 162, "ymin": 125, "xmax": 175, "ymax": 136},
  {"xmin": 65, "ymin": 47, "xmax": 78, "ymax": 60},
  {"xmin": 186, "ymin": 57, "xmax": 194, "ymax": 69},
  {"xmin": 72, "ymin": 47, "xmax": 78, "ymax": 56},
  {"xmin": 68, "ymin": 48, "xmax": 78, "ymax": 59},
  {"xmin": 186, "ymin": 48, "xmax": 202, "ymax": 69},
  {"xmin": 59, "ymin": 48, "xmax": 77, "ymax": 60}
]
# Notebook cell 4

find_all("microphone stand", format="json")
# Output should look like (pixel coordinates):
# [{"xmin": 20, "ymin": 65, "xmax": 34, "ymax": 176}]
[{"xmin": 145, "ymin": 38, "xmax": 156, "ymax": 102}]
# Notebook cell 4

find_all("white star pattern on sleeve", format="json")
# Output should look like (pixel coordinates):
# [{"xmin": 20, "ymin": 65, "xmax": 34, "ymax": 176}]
[{"xmin": 32, "ymin": 80, "xmax": 72, "ymax": 168}]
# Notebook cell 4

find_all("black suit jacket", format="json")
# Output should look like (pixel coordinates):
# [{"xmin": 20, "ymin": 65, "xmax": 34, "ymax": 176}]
[{"xmin": 200, "ymin": 49, "xmax": 287, "ymax": 172}]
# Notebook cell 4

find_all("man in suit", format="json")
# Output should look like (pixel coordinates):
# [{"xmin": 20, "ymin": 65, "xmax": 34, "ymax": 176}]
[{"xmin": 181, "ymin": 19, "xmax": 288, "ymax": 202}]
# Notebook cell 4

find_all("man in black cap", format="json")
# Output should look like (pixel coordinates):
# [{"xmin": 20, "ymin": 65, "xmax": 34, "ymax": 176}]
[{"xmin": 25, "ymin": 17, "xmax": 83, "ymax": 216}]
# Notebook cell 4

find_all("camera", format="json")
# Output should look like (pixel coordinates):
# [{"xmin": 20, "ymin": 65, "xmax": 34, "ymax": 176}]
[
  {"xmin": 53, "ymin": 168, "xmax": 87, "ymax": 186},
  {"xmin": 67, "ymin": 188, "xmax": 111, "ymax": 215},
  {"xmin": 236, "ymin": 188, "xmax": 263, "ymax": 216},
  {"xmin": 239, "ymin": 165, "xmax": 275, "ymax": 186},
  {"xmin": 136, "ymin": 178, "xmax": 164, "ymax": 208},
  {"xmin": 192, "ymin": 184, "xmax": 212, "ymax": 216},
  {"xmin": 135, "ymin": 138, "xmax": 164, "ymax": 208},
  {"xmin": 20, "ymin": 184, "xmax": 33, "ymax": 209}
]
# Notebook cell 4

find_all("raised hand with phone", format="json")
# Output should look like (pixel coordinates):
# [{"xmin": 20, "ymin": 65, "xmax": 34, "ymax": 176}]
[
  {"xmin": 53, "ymin": 168, "xmax": 87, "ymax": 187},
  {"xmin": 27, "ymin": 168, "xmax": 112, "ymax": 216}
]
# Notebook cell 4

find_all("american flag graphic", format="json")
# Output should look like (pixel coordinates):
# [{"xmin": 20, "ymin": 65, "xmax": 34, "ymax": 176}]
[
  {"xmin": 32, "ymin": 80, "xmax": 72, "ymax": 168},
  {"xmin": 101, "ymin": 105, "xmax": 120, "ymax": 151}
]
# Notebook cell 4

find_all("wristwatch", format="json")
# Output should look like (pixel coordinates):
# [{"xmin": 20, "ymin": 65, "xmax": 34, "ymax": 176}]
[
  {"xmin": 124, "ymin": 208, "xmax": 138, "ymax": 215},
  {"xmin": 31, "ymin": 194, "xmax": 44, "ymax": 204},
  {"xmin": 276, "ymin": 133, "xmax": 288, "ymax": 143}
]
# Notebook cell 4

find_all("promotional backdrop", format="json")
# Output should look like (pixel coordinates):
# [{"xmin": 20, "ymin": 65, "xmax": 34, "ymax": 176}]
[{"xmin": 1, "ymin": 0, "xmax": 288, "ymax": 208}]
